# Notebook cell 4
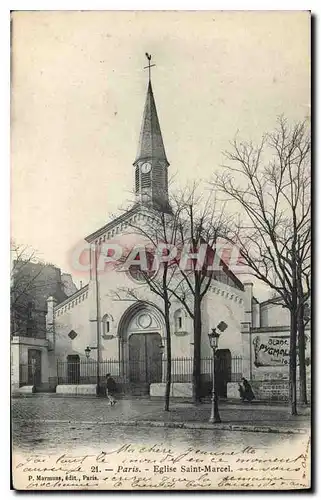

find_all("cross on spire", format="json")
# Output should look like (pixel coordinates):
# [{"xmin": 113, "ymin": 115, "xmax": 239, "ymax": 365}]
[{"xmin": 144, "ymin": 53, "xmax": 156, "ymax": 82}]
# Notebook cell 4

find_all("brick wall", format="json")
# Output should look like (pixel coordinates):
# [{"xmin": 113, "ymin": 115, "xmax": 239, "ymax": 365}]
[{"xmin": 251, "ymin": 378, "xmax": 311, "ymax": 402}]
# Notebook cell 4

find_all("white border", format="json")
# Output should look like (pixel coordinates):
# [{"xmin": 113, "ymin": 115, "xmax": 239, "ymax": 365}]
[{"xmin": 2, "ymin": 3, "xmax": 318, "ymax": 497}]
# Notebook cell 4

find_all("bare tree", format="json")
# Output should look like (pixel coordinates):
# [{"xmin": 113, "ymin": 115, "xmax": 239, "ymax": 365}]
[
  {"xmin": 11, "ymin": 241, "xmax": 68, "ymax": 338},
  {"xmin": 11, "ymin": 242, "xmax": 45, "ymax": 336},
  {"xmin": 165, "ymin": 184, "xmax": 233, "ymax": 404},
  {"xmin": 214, "ymin": 117, "xmax": 311, "ymax": 414}
]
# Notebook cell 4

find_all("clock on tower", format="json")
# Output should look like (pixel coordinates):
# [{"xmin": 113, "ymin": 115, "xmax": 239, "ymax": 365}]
[{"xmin": 141, "ymin": 162, "xmax": 151, "ymax": 174}]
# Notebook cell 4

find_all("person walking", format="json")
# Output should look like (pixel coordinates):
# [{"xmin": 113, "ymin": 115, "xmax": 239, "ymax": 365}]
[{"xmin": 105, "ymin": 373, "xmax": 117, "ymax": 406}]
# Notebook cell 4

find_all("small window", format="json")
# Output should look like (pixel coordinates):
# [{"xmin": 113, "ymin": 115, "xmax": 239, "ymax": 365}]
[
  {"xmin": 102, "ymin": 314, "xmax": 111, "ymax": 336},
  {"xmin": 174, "ymin": 309, "xmax": 184, "ymax": 331}
]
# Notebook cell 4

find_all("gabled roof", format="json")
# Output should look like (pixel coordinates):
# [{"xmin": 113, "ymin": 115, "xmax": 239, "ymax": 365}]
[
  {"xmin": 134, "ymin": 82, "xmax": 169, "ymax": 166},
  {"xmin": 84, "ymin": 204, "xmax": 141, "ymax": 243}
]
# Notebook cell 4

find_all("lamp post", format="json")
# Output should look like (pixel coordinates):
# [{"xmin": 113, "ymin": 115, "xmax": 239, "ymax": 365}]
[
  {"xmin": 208, "ymin": 329, "xmax": 221, "ymax": 423},
  {"xmin": 85, "ymin": 345, "xmax": 98, "ymax": 386},
  {"xmin": 208, "ymin": 321, "xmax": 228, "ymax": 424}
]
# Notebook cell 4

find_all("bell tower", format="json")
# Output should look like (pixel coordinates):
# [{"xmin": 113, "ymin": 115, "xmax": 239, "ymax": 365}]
[{"xmin": 133, "ymin": 54, "xmax": 170, "ymax": 212}]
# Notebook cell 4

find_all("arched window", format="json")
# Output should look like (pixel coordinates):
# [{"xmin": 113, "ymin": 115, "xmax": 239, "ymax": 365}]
[
  {"xmin": 174, "ymin": 309, "xmax": 185, "ymax": 332},
  {"xmin": 102, "ymin": 314, "xmax": 112, "ymax": 336}
]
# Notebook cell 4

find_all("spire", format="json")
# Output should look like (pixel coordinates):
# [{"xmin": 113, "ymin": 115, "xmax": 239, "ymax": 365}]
[
  {"xmin": 134, "ymin": 81, "xmax": 169, "ymax": 165},
  {"xmin": 133, "ymin": 54, "xmax": 170, "ymax": 213}
]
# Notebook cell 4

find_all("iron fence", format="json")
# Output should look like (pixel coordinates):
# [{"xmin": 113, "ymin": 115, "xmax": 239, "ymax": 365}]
[
  {"xmin": 56, "ymin": 359, "xmax": 120, "ymax": 385},
  {"xmin": 18, "ymin": 356, "xmax": 243, "ymax": 386},
  {"xmin": 52, "ymin": 355, "xmax": 243, "ymax": 385}
]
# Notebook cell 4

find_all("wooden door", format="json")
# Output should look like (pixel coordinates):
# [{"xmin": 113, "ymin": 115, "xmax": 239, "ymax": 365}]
[
  {"xmin": 215, "ymin": 349, "xmax": 232, "ymax": 398},
  {"xmin": 147, "ymin": 333, "xmax": 163, "ymax": 383},
  {"xmin": 67, "ymin": 354, "xmax": 80, "ymax": 384},
  {"xmin": 28, "ymin": 349, "xmax": 41, "ymax": 386},
  {"xmin": 129, "ymin": 333, "xmax": 162, "ymax": 384}
]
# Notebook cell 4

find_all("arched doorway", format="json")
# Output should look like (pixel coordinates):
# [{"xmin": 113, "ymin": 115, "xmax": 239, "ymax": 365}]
[
  {"xmin": 117, "ymin": 301, "xmax": 165, "ymax": 389},
  {"xmin": 215, "ymin": 349, "xmax": 232, "ymax": 398}
]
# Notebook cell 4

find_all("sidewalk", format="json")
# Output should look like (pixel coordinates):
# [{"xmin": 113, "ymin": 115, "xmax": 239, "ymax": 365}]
[
  {"xmin": 134, "ymin": 401, "xmax": 310, "ymax": 434},
  {"xmin": 12, "ymin": 394, "xmax": 310, "ymax": 434}
]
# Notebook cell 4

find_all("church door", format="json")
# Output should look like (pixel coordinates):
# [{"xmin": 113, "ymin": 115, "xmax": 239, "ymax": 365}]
[
  {"xmin": 215, "ymin": 349, "xmax": 232, "ymax": 398},
  {"xmin": 129, "ymin": 333, "xmax": 162, "ymax": 384},
  {"xmin": 67, "ymin": 354, "xmax": 80, "ymax": 384},
  {"xmin": 28, "ymin": 349, "xmax": 41, "ymax": 387}
]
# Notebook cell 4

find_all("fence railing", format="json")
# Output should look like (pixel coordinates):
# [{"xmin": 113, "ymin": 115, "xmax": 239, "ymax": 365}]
[
  {"xmin": 18, "ymin": 356, "xmax": 243, "ymax": 386},
  {"xmin": 53, "ymin": 356, "xmax": 243, "ymax": 385}
]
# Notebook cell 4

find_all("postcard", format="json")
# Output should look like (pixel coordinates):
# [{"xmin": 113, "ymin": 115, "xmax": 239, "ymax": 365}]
[{"xmin": 11, "ymin": 10, "xmax": 311, "ymax": 490}]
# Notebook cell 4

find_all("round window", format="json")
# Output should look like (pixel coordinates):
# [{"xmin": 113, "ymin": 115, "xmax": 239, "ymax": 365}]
[
  {"xmin": 127, "ymin": 251, "xmax": 156, "ymax": 284},
  {"xmin": 137, "ymin": 313, "xmax": 152, "ymax": 329}
]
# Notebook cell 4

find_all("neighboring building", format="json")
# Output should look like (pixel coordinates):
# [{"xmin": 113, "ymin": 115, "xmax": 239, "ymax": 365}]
[
  {"xmin": 227, "ymin": 288, "xmax": 311, "ymax": 401},
  {"xmin": 61, "ymin": 273, "xmax": 78, "ymax": 298},
  {"xmin": 11, "ymin": 261, "xmax": 77, "ymax": 392}
]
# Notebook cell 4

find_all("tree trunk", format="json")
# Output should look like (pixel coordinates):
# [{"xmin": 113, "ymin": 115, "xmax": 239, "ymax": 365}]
[
  {"xmin": 298, "ymin": 304, "xmax": 308, "ymax": 405},
  {"xmin": 164, "ymin": 298, "xmax": 171, "ymax": 412},
  {"xmin": 289, "ymin": 308, "xmax": 298, "ymax": 415},
  {"xmin": 192, "ymin": 296, "xmax": 202, "ymax": 404}
]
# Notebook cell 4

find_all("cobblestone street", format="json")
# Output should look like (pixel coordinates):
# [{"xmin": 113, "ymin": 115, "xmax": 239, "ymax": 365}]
[
  {"xmin": 11, "ymin": 394, "xmax": 311, "ymax": 491},
  {"xmin": 12, "ymin": 394, "xmax": 310, "ymax": 453},
  {"xmin": 13, "ymin": 418, "xmax": 303, "ymax": 456},
  {"xmin": 12, "ymin": 394, "xmax": 310, "ymax": 427}
]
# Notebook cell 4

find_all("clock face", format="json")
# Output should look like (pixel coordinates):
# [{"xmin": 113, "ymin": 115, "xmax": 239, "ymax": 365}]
[{"xmin": 141, "ymin": 162, "xmax": 151, "ymax": 174}]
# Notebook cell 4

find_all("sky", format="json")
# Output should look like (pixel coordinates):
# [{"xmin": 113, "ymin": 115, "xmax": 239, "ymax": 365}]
[{"xmin": 11, "ymin": 10, "xmax": 310, "ymax": 296}]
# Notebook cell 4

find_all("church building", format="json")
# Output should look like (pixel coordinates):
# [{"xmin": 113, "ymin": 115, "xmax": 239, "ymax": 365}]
[{"xmin": 12, "ymin": 60, "xmax": 309, "ymax": 401}]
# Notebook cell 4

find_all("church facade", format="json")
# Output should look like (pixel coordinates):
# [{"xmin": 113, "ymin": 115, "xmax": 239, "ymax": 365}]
[
  {"xmin": 46, "ymin": 75, "xmax": 247, "ymax": 398},
  {"xmin": 12, "ymin": 67, "xmax": 309, "ymax": 401}
]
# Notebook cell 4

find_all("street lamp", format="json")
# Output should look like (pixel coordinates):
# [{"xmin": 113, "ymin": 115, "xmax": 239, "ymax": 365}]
[
  {"xmin": 85, "ymin": 345, "xmax": 100, "ymax": 390},
  {"xmin": 85, "ymin": 346, "xmax": 92, "ymax": 359},
  {"xmin": 85, "ymin": 346, "xmax": 98, "ymax": 359},
  {"xmin": 208, "ymin": 321, "xmax": 228, "ymax": 424}
]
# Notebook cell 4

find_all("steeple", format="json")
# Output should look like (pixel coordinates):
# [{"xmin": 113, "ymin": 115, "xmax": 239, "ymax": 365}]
[
  {"xmin": 135, "ymin": 81, "xmax": 169, "ymax": 165},
  {"xmin": 133, "ymin": 54, "xmax": 170, "ymax": 211}
]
